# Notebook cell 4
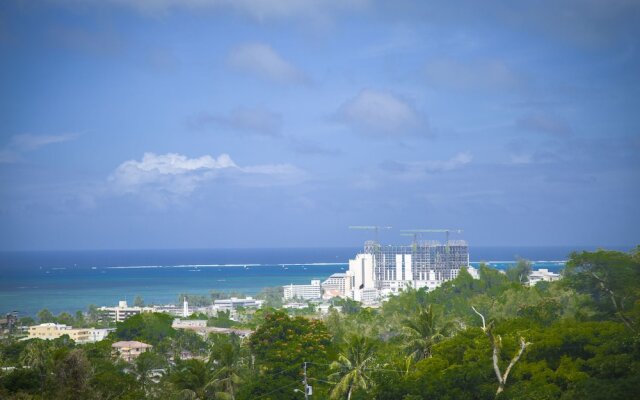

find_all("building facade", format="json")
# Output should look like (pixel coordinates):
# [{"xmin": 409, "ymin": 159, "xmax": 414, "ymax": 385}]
[
  {"xmin": 213, "ymin": 297, "xmax": 264, "ymax": 312},
  {"xmin": 28, "ymin": 323, "xmax": 111, "ymax": 343},
  {"xmin": 347, "ymin": 240, "xmax": 470, "ymax": 299},
  {"xmin": 112, "ymin": 340, "xmax": 152, "ymax": 362},
  {"xmin": 98, "ymin": 300, "xmax": 155, "ymax": 323},
  {"xmin": 321, "ymin": 273, "xmax": 353, "ymax": 299},
  {"xmin": 528, "ymin": 268, "xmax": 561, "ymax": 286},
  {"xmin": 283, "ymin": 280, "xmax": 322, "ymax": 300}
]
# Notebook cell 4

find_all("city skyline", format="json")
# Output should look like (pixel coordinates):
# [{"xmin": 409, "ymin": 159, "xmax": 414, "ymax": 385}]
[{"xmin": 1, "ymin": 1, "xmax": 639, "ymax": 250}]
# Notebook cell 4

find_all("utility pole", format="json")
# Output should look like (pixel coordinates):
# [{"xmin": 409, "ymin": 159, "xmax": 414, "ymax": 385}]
[{"xmin": 302, "ymin": 361, "xmax": 311, "ymax": 399}]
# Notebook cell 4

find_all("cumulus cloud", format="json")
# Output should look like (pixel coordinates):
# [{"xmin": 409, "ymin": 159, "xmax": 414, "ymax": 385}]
[
  {"xmin": 109, "ymin": 152, "xmax": 306, "ymax": 203},
  {"xmin": 0, "ymin": 133, "xmax": 77, "ymax": 163},
  {"xmin": 336, "ymin": 89, "xmax": 425, "ymax": 136},
  {"xmin": 378, "ymin": 152, "xmax": 473, "ymax": 181},
  {"xmin": 425, "ymin": 58, "xmax": 521, "ymax": 91},
  {"xmin": 188, "ymin": 107, "xmax": 282, "ymax": 136},
  {"xmin": 228, "ymin": 43, "xmax": 307, "ymax": 84}
]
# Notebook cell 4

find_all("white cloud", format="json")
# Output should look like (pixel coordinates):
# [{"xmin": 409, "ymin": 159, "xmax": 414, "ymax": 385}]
[
  {"xmin": 379, "ymin": 152, "xmax": 473, "ymax": 181},
  {"xmin": 109, "ymin": 152, "xmax": 306, "ymax": 202},
  {"xmin": 228, "ymin": 43, "xmax": 307, "ymax": 84},
  {"xmin": 0, "ymin": 133, "xmax": 77, "ymax": 163},
  {"xmin": 336, "ymin": 89, "xmax": 425, "ymax": 136}
]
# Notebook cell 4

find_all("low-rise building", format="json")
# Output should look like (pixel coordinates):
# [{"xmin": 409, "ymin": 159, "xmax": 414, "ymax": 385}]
[
  {"xmin": 528, "ymin": 269, "xmax": 561, "ymax": 286},
  {"xmin": 112, "ymin": 340, "xmax": 152, "ymax": 362},
  {"xmin": 98, "ymin": 300, "xmax": 155, "ymax": 323},
  {"xmin": 283, "ymin": 280, "xmax": 322, "ymax": 301},
  {"xmin": 89, "ymin": 328, "xmax": 115, "ymax": 342},
  {"xmin": 213, "ymin": 297, "xmax": 264, "ymax": 312},
  {"xmin": 27, "ymin": 323, "xmax": 110, "ymax": 343},
  {"xmin": 352, "ymin": 288, "xmax": 380, "ymax": 305},
  {"xmin": 282, "ymin": 302, "xmax": 308, "ymax": 309},
  {"xmin": 172, "ymin": 319, "xmax": 207, "ymax": 330}
]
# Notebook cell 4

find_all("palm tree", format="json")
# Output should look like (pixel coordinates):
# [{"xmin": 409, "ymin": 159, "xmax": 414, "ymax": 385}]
[
  {"xmin": 206, "ymin": 334, "xmax": 245, "ymax": 400},
  {"xmin": 135, "ymin": 351, "xmax": 166, "ymax": 395},
  {"xmin": 328, "ymin": 335, "xmax": 377, "ymax": 400},
  {"xmin": 169, "ymin": 358, "xmax": 212, "ymax": 399},
  {"xmin": 402, "ymin": 304, "xmax": 446, "ymax": 361},
  {"xmin": 20, "ymin": 340, "xmax": 50, "ymax": 397}
]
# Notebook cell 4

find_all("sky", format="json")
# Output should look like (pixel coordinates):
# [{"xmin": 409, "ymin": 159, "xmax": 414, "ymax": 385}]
[{"xmin": 0, "ymin": 0, "xmax": 639, "ymax": 250}]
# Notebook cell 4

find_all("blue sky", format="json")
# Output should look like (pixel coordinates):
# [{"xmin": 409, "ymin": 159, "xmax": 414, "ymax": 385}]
[{"xmin": 0, "ymin": 0, "xmax": 639, "ymax": 250}]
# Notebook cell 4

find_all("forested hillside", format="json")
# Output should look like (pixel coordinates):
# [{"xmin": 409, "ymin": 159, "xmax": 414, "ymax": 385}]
[{"xmin": 1, "ymin": 247, "xmax": 638, "ymax": 399}]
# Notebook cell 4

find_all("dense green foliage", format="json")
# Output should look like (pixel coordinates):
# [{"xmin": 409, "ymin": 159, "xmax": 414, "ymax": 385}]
[
  {"xmin": 1, "ymin": 247, "xmax": 638, "ymax": 399},
  {"xmin": 116, "ymin": 312, "xmax": 175, "ymax": 346}
]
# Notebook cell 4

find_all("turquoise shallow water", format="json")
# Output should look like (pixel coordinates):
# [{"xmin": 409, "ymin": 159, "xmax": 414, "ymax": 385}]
[{"xmin": 0, "ymin": 246, "xmax": 625, "ymax": 316}]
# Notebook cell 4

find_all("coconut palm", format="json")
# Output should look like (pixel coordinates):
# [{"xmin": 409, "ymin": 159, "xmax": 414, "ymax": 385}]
[
  {"xmin": 328, "ymin": 335, "xmax": 377, "ymax": 400},
  {"xmin": 206, "ymin": 333, "xmax": 245, "ymax": 400},
  {"xmin": 402, "ymin": 304, "xmax": 447, "ymax": 360},
  {"xmin": 169, "ymin": 358, "xmax": 212, "ymax": 399},
  {"xmin": 135, "ymin": 351, "xmax": 166, "ymax": 395},
  {"xmin": 20, "ymin": 340, "xmax": 51, "ymax": 396}
]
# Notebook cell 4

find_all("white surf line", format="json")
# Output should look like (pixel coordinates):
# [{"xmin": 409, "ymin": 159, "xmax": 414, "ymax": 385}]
[{"xmin": 106, "ymin": 262, "xmax": 347, "ymax": 269}]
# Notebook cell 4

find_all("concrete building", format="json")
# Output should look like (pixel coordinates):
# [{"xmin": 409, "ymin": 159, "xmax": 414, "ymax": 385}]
[
  {"xmin": 172, "ymin": 319, "xmax": 207, "ymax": 330},
  {"xmin": 27, "ymin": 323, "xmax": 111, "ymax": 343},
  {"xmin": 321, "ymin": 273, "xmax": 353, "ymax": 299},
  {"xmin": 528, "ymin": 269, "xmax": 561, "ymax": 286},
  {"xmin": 347, "ymin": 240, "xmax": 469, "ymax": 300},
  {"xmin": 213, "ymin": 297, "xmax": 264, "ymax": 312},
  {"xmin": 98, "ymin": 300, "xmax": 154, "ymax": 323},
  {"xmin": 112, "ymin": 340, "xmax": 152, "ymax": 362},
  {"xmin": 89, "ymin": 328, "xmax": 114, "ymax": 342},
  {"xmin": 283, "ymin": 280, "xmax": 322, "ymax": 301},
  {"xmin": 466, "ymin": 266, "xmax": 480, "ymax": 279}
]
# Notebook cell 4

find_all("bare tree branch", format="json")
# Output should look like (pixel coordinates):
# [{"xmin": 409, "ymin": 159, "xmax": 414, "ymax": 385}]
[{"xmin": 471, "ymin": 306, "xmax": 486, "ymax": 331}]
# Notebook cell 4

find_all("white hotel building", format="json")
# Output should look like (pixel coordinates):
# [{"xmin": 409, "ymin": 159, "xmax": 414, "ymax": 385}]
[{"xmin": 283, "ymin": 279, "xmax": 322, "ymax": 301}]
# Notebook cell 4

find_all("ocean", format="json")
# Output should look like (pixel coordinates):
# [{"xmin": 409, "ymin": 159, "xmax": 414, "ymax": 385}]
[{"xmin": 0, "ymin": 246, "xmax": 630, "ymax": 316}]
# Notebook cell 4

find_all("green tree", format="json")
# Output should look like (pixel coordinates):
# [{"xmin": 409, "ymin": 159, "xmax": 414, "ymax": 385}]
[
  {"xmin": 55, "ymin": 348, "xmax": 93, "ymax": 399},
  {"xmin": 135, "ymin": 351, "xmax": 166, "ymax": 395},
  {"xmin": 563, "ymin": 247, "xmax": 640, "ymax": 332},
  {"xmin": 56, "ymin": 311, "xmax": 75, "ymax": 326},
  {"xmin": 37, "ymin": 309, "xmax": 54, "ymax": 324},
  {"xmin": 116, "ymin": 312, "xmax": 175, "ymax": 346},
  {"xmin": 168, "ymin": 358, "xmax": 213, "ymax": 399},
  {"xmin": 19, "ymin": 340, "xmax": 51, "ymax": 397},
  {"xmin": 402, "ymin": 304, "xmax": 448, "ymax": 361},
  {"xmin": 134, "ymin": 295, "xmax": 145, "ymax": 307},
  {"xmin": 255, "ymin": 286, "xmax": 284, "ymax": 308},
  {"xmin": 506, "ymin": 258, "xmax": 532, "ymax": 284},
  {"xmin": 243, "ymin": 311, "xmax": 332, "ymax": 400},
  {"xmin": 329, "ymin": 335, "xmax": 377, "ymax": 400},
  {"xmin": 208, "ymin": 333, "xmax": 245, "ymax": 400}
]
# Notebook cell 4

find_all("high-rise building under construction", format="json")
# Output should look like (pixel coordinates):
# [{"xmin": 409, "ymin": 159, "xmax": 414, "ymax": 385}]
[{"xmin": 347, "ymin": 239, "xmax": 469, "ymax": 297}]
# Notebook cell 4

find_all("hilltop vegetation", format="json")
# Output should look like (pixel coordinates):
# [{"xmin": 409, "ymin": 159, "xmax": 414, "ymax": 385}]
[{"xmin": 1, "ymin": 247, "xmax": 638, "ymax": 399}]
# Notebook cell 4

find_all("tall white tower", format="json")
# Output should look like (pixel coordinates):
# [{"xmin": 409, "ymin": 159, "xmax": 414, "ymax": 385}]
[{"xmin": 183, "ymin": 296, "xmax": 189, "ymax": 318}]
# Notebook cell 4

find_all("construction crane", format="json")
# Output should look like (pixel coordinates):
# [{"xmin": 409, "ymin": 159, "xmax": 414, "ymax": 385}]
[
  {"xmin": 401, "ymin": 229, "xmax": 463, "ymax": 243},
  {"xmin": 400, "ymin": 229, "xmax": 463, "ymax": 252},
  {"xmin": 348, "ymin": 225, "xmax": 392, "ymax": 243},
  {"xmin": 400, "ymin": 232, "xmax": 419, "ymax": 251}
]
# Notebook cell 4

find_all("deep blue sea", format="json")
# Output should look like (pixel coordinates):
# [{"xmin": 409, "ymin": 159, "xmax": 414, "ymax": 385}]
[{"xmin": 0, "ymin": 246, "xmax": 632, "ymax": 316}]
